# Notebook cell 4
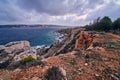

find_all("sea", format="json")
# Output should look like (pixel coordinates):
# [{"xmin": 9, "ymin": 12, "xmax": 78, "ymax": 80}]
[{"xmin": 0, "ymin": 26, "xmax": 65, "ymax": 47}]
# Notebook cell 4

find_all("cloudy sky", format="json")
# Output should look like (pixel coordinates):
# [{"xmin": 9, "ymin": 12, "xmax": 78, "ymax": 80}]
[{"xmin": 0, "ymin": 0, "xmax": 120, "ymax": 26}]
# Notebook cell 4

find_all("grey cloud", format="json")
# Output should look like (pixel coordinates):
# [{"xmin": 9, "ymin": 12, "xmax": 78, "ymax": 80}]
[
  {"xmin": 16, "ymin": 0, "xmax": 104, "ymax": 16},
  {"xmin": 0, "ymin": 0, "xmax": 24, "ymax": 23},
  {"xmin": 0, "ymin": 0, "xmax": 120, "ymax": 26},
  {"xmin": 86, "ymin": 1, "xmax": 120, "ymax": 22},
  {"xmin": 16, "ymin": 0, "xmax": 70, "ymax": 15}
]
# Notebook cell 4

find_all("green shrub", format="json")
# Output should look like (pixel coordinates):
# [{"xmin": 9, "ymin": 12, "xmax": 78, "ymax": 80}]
[
  {"xmin": 92, "ymin": 61, "xmax": 96, "ymax": 66},
  {"xmin": 85, "ymin": 59, "xmax": 90, "ymax": 63},
  {"xmin": 104, "ymin": 41, "xmax": 120, "ymax": 49},
  {"xmin": 21, "ymin": 56, "xmax": 36, "ymax": 64},
  {"xmin": 81, "ymin": 68, "xmax": 86, "ymax": 73},
  {"xmin": 44, "ymin": 66, "xmax": 65, "ymax": 80},
  {"xmin": 85, "ymin": 54, "xmax": 90, "ymax": 59},
  {"xmin": 70, "ymin": 58, "xmax": 77, "ymax": 65}
]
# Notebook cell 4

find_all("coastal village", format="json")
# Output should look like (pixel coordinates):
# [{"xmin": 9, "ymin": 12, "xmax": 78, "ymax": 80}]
[{"xmin": 0, "ymin": 27, "xmax": 120, "ymax": 80}]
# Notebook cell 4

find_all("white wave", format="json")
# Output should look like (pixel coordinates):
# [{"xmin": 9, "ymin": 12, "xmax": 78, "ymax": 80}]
[{"xmin": 33, "ymin": 45, "xmax": 50, "ymax": 50}]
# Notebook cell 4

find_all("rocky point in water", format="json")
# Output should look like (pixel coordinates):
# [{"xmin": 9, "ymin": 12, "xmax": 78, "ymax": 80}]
[{"xmin": 0, "ymin": 41, "xmax": 37, "ymax": 69}]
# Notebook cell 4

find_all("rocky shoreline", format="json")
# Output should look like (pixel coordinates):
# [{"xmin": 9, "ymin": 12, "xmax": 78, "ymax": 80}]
[
  {"xmin": 0, "ymin": 41, "xmax": 37, "ymax": 68},
  {"xmin": 0, "ymin": 27, "xmax": 120, "ymax": 80},
  {"xmin": 37, "ymin": 27, "xmax": 83, "ymax": 58},
  {"xmin": 0, "ymin": 27, "xmax": 81, "ymax": 69}
]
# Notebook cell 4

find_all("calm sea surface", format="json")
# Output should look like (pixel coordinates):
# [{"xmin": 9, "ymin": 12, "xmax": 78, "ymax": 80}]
[{"xmin": 0, "ymin": 27, "xmax": 62, "ymax": 46}]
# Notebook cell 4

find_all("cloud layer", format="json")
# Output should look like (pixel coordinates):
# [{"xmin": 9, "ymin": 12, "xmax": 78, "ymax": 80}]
[{"xmin": 0, "ymin": 0, "xmax": 120, "ymax": 26}]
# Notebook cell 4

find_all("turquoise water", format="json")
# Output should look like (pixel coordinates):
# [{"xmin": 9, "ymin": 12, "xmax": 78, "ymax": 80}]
[{"xmin": 0, "ymin": 27, "xmax": 61, "ymax": 46}]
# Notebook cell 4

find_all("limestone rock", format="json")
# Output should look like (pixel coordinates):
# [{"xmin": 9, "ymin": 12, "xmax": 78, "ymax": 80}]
[
  {"xmin": 0, "ymin": 41, "xmax": 37, "ymax": 69},
  {"xmin": 4, "ymin": 47, "xmax": 15, "ymax": 54},
  {"xmin": 0, "ymin": 45, "xmax": 6, "ymax": 51},
  {"xmin": 5, "ymin": 41, "xmax": 30, "ymax": 49}
]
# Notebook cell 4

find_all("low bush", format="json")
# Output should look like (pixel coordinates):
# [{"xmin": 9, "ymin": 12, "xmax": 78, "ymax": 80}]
[
  {"xmin": 44, "ymin": 66, "xmax": 65, "ymax": 80},
  {"xmin": 21, "ymin": 55, "xmax": 36, "ymax": 64},
  {"xmin": 104, "ymin": 41, "xmax": 120, "ymax": 49},
  {"xmin": 70, "ymin": 58, "xmax": 77, "ymax": 65},
  {"xmin": 85, "ymin": 54, "xmax": 90, "ymax": 59},
  {"xmin": 25, "ymin": 60, "xmax": 45, "ymax": 67},
  {"xmin": 92, "ymin": 42, "xmax": 102, "ymax": 47}
]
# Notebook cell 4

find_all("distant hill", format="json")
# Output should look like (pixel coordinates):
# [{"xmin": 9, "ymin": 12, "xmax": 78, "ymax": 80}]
[{"xmin": 0, "ymin": 24, "xmax": 72, "ymax": 28}]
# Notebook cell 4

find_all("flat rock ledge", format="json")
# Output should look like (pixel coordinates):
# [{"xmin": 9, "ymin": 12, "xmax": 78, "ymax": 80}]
[{"xmin": 0, "ymin": 41, "xmax": 37, "ymax": 69}]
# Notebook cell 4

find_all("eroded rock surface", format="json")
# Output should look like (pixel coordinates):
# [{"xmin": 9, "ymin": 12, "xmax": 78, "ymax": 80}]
[
  {"xmin": 75, "ymin": 31, "xmax": 94, "ymax": 50},
  {"xmin": 0, "ymin": 41, "xmax": 37, "ymax": 69}
]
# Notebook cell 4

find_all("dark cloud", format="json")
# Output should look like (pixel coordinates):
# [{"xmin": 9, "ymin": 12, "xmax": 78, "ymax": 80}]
[
  {"xmin": 16, "ymin": 0, "xmax": 104, "ymax": 16},
  {"xmin": 0, "ymin": 0, "xmax": 120, "ymax": 25},
  {"xmin": 0, "ymin": 0, "xmax": 25, "ymax": 23},
  {"xmin": 16, "ymin": 0, "xmax": 70, "ymax": 15}
]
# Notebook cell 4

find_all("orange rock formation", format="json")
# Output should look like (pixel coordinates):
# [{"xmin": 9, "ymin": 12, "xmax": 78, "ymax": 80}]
[{"xmin": 75, "ymin": 31, "xmax": 94, "ymax": 50}]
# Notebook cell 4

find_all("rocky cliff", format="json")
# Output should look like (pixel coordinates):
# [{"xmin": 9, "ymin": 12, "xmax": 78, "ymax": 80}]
[
  {"xmin": 0, "ymin": 28, "xmax": 120, "ymax": 80},
  {"xmin": 37, "ymin": 27, "xmax": 82, "ymax": 58},
  {"xmin": 0, "ymin": 41, "xmax": 37, "ymax": 69}
]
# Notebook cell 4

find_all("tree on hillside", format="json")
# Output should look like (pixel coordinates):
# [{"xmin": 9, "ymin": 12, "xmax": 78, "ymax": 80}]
[
  {"xmin": 97, "ymin": 16, "xmax": 112, "ymax": 32},
  {"xmin": 85, "ymin": 16, "xmax": 120, "ymax": 32},
  {"xmin": 85, "ymin": 17, "xmax": 101, "ymax": 31},
  {"xmin": 113, "ymin": 18, "xmax": 120, "ymax": 31}
]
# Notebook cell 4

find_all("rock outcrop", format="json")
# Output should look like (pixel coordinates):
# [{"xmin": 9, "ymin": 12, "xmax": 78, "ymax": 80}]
[
  {"xmin": 0, "ymin": 41, "xmax": 37, "ymax": 69},
  {"xmin": 37, "ymin": 28, "xmax": 82, "ymax": 58},
  {"xmin": 75, "ymin": 31, "xmax": 94, "ymax": 50}
]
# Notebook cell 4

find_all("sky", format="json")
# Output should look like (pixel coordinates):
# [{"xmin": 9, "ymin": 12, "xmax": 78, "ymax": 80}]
[{"xmin": 0, "ymin": 0, "xmax": 120, "ymax": 26}]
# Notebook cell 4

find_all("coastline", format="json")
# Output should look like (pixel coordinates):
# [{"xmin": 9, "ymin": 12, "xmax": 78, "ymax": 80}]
[
  {"xmin": 0, "ymin": 27, "xmax": 120, "ymax": 80},
  {"xmin": 32, "ymin": 29, "xmax": 66, "ymax": 50},
  {"xmin": 0, "ymin": 27, "xmax": 63, "ymax": 46}
]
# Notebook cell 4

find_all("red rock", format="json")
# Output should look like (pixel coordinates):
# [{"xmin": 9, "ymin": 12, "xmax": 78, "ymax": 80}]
[{"xmin": 75, "ymin": 31, "xmax": 94, "ymax": 50}]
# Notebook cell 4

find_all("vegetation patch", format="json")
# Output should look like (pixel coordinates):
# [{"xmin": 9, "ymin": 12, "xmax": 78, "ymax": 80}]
[
  {"xmin": 21, "ymin": 55, "xmax": 36, "ymax": 64},
  {"xmin": 91, "ymin": 61, "xmax": 97, "ymax": 67},
  {"xmin": 89, "ymin": 53, "xmax": 103, "ymax": 61},
  {"xmin": 92, "ymin": 42, "xmax": 102, "ymax": 47},
  {"xmin": 101, "ymin": 67, "xmax": 114, "ymax": 79},
  {"xmin": 85, "ymin": 54, "xmax": 90, "ymax": 59},
  {"xmin": 70, "ymin": 58, "xmax": 77, "ymax": 65},
  {"xmin": 75, "ymin": 50, "xmax": 83, "ymax": 58},
  {"xmin": 85, "ymin": 16, "xmax": 120, "ymax": 33},
  {"xmin": 104, "ymin": 41, "xmax": 120, "ymax": 49},
  {"xmin": 81, "ymin": 68, "xmax": 87, "ymax": 73},
  {"xmin": 44, "ymin": 66, "xmax": 65, "ymax": 80}
]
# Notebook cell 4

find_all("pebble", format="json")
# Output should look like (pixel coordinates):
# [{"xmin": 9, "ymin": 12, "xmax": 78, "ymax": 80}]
[
  {"xmin": 95, "ymin": 74, "xmax": 99, "ymax": 77},
  {"xmin": 84, "ymin": 63, "xmax": 88, "ymax": 66}
]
